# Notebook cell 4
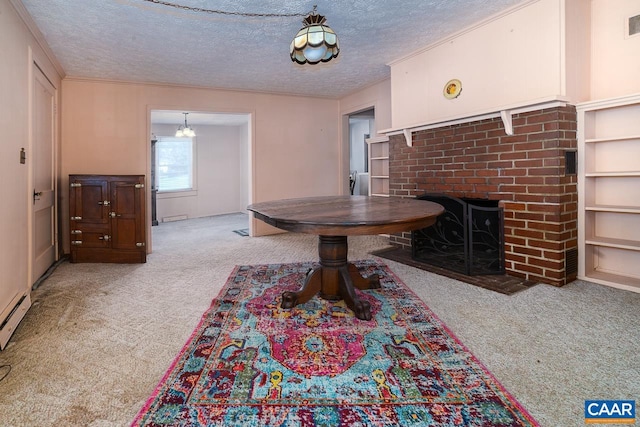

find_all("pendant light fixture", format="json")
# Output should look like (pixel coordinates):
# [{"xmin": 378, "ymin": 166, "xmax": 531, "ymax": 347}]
[
  {"xmin": 290, "ymin": 6, "xmax": 339, "ymax": 65},
  {"xmin": 175, "ymin": 112, "xmax": 196, "ymax": 137},
  {"xmin": 140, "ymin": 2, "xmax": 338, "ymax": 65}
]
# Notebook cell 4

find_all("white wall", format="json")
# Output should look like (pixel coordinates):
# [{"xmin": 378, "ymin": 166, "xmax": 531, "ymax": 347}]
[
  {"xmin": 387, "ymin": 0, "xmax": 590, "ymax": 130},
  {"xmin": 348, "ymin": 119, "xmax": 371, "ymax": 196},
  {"xmin": 151, "ymin": 123, "xmax": 247, "ymax": 222},
  {"xmin": 590, "ymin": 0, "xmax": 640, "ymax": 100},
  {"xmin": 349, "ymin": 119, "xmax": 370, "ymax": 174}
]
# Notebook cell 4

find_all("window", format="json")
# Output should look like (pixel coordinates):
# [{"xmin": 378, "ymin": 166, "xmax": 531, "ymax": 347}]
[
  {"xmin": 629, "ymin": 13, "xmax": 640, "ymax": 37},
  {"xmin": 156, "ymin": 137, "xmax": 195, "ymax": 192}
]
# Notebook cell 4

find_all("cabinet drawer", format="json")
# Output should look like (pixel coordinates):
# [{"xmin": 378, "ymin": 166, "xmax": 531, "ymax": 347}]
[{"xmin": 70, "ymin": 229, "xmax": 111, "ymax": 248}]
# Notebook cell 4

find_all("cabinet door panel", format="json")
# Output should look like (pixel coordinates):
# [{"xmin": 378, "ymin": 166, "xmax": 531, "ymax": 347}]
[
  {"xmin": 70, "ymin": 178, "xmax": 109, "ymax": 225},
  {"xmin": 111, "ymin": 218, "xmax": 137, "ymax": 249},
  {"xmin": 111, "ymin": 178, "xmax": 145, "ymax": 251}
]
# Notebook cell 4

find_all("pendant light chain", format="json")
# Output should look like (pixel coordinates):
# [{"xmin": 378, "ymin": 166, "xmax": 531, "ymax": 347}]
[
  {"xmin": 140, "ymin": 1, "xmax": 337, "ymax": 65},
  {"xmin": 140, "ymin": 0, "xmax": 312, "ymax": 18}
]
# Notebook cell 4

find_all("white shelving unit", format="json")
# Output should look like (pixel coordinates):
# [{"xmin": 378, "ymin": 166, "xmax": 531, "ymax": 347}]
[
  {"xmin": 577, "ymin": 93, "xmax": 640, "ymax": 293},
  {"xmin": 366, "ymin": 135, "xmax": 389, "ymax": 197}
]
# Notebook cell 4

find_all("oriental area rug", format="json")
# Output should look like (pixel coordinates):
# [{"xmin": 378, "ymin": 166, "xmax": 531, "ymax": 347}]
[{"xmin": 132, "ymin": 260, "xmax": 538, "ymax": 427}]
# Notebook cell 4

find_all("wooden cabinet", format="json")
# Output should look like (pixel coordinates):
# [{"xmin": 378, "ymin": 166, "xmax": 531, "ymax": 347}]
[
  {"xmin": 577, "ymin": 94, "xmax": 640, "ymax": 293},
  {"xmin": 69, "ymin": 175, "xmax": 146, "ymax": 263},
  {"xmin": 366, "ymin": 136, "xmax": 390, "ymax": 197}
]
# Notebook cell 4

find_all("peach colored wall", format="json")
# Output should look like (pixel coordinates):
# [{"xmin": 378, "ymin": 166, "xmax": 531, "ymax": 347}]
[
  {"xmin": 387, "ymin": 0, "xmax": 589, "ymax": 130},
  {"xmin": 340, "ymin": 79, "xmax": 392, "ymax": 133},
  {"xmin": 60, "ymin": 79, "xmax": 340, "ymax": 248},
  {"xmin": 239, "ymin": 121, "xmax": 250, "ymax": 216},
  {"xmin": 590, "ymin": 0, "xmax": 640, "ymax": 100},
  {"xmin": 0, "ymin": 0, "xmax": 62, "ymax": 318}
]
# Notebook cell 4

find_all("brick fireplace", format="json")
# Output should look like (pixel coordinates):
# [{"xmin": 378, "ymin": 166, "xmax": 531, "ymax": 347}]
[{"xmin": 388, "ymin": 106, "xmax": 578, "ymax": 286}]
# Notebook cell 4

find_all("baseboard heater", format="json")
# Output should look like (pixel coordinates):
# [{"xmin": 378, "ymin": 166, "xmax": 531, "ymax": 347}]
[
  {"xmin": 0, "ymin": 293, "xmax": 32, "ymax": 350},
  {"xmin": 163, "ymin": 214, "xmax": 188, "ymax": 222}
]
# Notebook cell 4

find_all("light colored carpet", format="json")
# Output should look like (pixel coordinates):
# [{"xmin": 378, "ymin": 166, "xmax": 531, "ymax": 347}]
[{"xmin": 0, "ymin": 212, "xmax": 638, "ymax": 426}]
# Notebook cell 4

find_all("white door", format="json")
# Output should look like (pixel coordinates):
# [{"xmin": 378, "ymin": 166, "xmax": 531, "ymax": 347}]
[{"xmin": 31, "ymin": 65, "xmax": 57, "ymax": 284}]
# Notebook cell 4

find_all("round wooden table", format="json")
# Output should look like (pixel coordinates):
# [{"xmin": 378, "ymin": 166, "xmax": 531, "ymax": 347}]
[{"xmin": 247, "ymin": 196, "xmax": 444, "ymax": 320}]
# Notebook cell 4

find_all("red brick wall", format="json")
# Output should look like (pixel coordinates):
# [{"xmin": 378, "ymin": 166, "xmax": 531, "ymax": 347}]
[{"xmin": 389, "ymin": 106, "xmax": 577, "ymax": 286}]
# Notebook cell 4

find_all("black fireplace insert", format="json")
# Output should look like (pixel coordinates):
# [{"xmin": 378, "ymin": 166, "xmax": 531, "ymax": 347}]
[{"xmin": 412, "ymin": 194, "xmax": 505, "ymax": 276}]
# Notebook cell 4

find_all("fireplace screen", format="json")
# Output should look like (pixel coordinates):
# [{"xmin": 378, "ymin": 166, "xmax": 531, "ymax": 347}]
[{"xmin": 412, "ymin": 194, "xmax": 504, "ymax": 275}]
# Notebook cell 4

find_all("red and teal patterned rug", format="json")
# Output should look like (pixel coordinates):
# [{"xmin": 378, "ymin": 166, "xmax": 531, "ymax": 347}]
[{"xmin": 132, "ymin": 260, "xmax": 538, "ymax": 426}]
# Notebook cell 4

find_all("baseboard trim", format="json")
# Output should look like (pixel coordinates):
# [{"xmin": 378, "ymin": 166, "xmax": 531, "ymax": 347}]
[{"xmin": 0, "ymin": 293, "xmax": 32, "ymax": 350}]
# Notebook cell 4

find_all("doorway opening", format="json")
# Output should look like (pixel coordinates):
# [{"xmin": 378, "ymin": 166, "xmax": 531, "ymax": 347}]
[
  {"xmin": 149, "ymin": 110, "xmax": 251, "ymax": 243},
  {"xmin": 348, "ymin": 108, "xmax": 375, "ymax": 196}
]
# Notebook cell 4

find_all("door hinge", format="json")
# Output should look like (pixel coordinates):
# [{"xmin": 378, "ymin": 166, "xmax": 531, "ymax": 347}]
[
  {"xmin": 70, "ymin": 182, "xmax": 82, "ymax": 188},
  {"xmin": 70, "ymin": 240, "xmax": 83, "ymax": 245},
  {"xmin": 136, "ymin": 242, "xmax": 145, "ymax": 247},
  {"xmin": 70, "ymin": 216, "xmax": 82, "ymax": 221},
  {"xmin": 70, "ymin": 230, "xmax": 82, "ymax": 235},
  {"xmin": 135, "ymin": 183, "xmax": 145, "ymax": 189}
]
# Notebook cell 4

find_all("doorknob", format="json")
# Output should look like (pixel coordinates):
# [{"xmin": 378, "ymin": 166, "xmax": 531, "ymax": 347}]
[{"xmin": 33, "ymin": 190, "xmax": 43, "ymax": 201}]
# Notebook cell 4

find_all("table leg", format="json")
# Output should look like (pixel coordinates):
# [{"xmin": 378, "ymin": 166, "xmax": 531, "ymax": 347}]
[
  {"xmin": 347, "ymin": 263, "xmax": 381, "ymax": 290},
  {"xmin": 282, "ymin": 268, "xmax": 321, "ymax": 307},
  {"xmin": 280, "ymin": 235, "xmax": 380, "ymax": 320}
]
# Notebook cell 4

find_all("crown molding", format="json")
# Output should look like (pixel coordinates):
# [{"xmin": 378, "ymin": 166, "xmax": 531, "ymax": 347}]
[{"xmin": 9, "ymin": 0, "xmax": 65, "ymax": 79}]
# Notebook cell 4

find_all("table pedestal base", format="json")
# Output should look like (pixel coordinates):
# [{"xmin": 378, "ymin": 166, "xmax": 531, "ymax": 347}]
[{"xmin": 281, "ymin": 236, "xmax": 380, "ymax": 320}]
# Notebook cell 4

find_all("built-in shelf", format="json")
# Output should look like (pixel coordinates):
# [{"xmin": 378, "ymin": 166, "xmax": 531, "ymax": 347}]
[
  {"xmin": 580, "ymin": 270, "xmax": 640, "ymax": 294},
  {"xmin": 585, "ymin": 236, "xmax": 640, "ymax": 251},
  {"xmin": 585, "ymin": 134, "xmax": 640, "ymax": 144},
  {"xmin": 585, "ymin": 205, "xmax": 640, "ymax": 214},
  {"xmin": 577, "ymin": 93, "xmax": 640, "ymax": 293},
  {"xmin": 585, "ymin": 172, "xmax": 640, "ymax": 177},
  {"xmin": 366, "ymin": 136, "xmax": 390, "ymax": 198}
]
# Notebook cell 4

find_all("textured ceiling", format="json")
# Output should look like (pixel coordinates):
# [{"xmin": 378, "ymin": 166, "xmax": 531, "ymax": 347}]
[{"xmin": 20, "ymin": 0, "xmax": 525, "ymax": 99}]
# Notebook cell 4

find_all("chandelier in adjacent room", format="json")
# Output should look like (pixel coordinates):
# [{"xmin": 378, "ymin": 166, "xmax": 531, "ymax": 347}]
[{"xmin": 175, "ymin": 112, "xmax": 196, "ymax": 137}]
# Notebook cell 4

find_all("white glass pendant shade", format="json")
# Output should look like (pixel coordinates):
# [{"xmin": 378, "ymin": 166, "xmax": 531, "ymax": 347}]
[
  {"xmin": 176, "ymin": 113, "xmax": 195, "ymax": 137},
  {"xmin": 303, "ymin": 44, "xmax": 328, "ymax": 63},
  {"xmin": 290, "ymin": 10, "xmax": 339, "ymax": 65}
]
